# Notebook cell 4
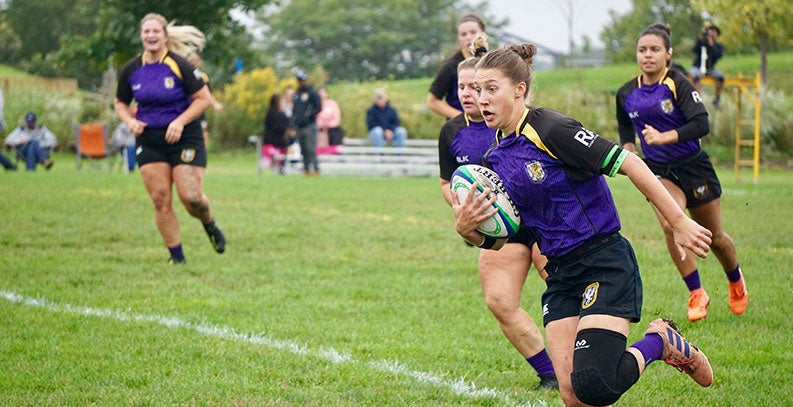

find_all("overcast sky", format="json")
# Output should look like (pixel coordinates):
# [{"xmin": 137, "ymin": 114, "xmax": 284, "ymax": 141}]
[{"xmin": 487, "ymin": 0, "xmax": 633, "ymax": 53}]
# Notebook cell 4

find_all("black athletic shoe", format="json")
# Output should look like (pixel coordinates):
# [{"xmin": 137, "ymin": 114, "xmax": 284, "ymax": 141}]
[
  {"xmin": 168, "ymin": 256, "xmax": 186, "ymax": 265},
  {"xmin": 205, "ymin": 222, "xmax": 226, "ymax": 254},
  {"xmin": 534, "ymin": 374, "xmax": 559, "ymax": 391}
]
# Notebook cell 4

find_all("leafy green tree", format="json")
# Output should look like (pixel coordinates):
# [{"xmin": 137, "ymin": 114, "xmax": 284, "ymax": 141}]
[
  {"xmin": 601, "ymin": 0, "xmax": 702, "ymax": 65},
  {"xmin": 4, "ymin": 0, "xmax": 271, "ymax": 88},
  {"xmin": 695, "ymin": 0, "xmax": 793, "ymax": 84},
  {"xmin": 260, "ymin": 0, "xmax": 477, "ymax": 81},
  {"xmin": 0, "ymin": 19, "xmax": 22, "ymax": 60}
]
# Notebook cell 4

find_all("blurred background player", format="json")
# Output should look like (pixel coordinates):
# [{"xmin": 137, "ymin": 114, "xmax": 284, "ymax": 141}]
[
  {"xmin": 114, "ymin": 13, "xmax": 225, "ymax": 264},
  {"xmin": 186, "ymin": 50, "xmax": 223, "ymax": 148},
  {"xmin": 427, "ymin": 13, "xmax": 486, "ymax": 120},
  {"xmin": 616, "ymin": 23, "xmax": 747, "ymax": 323}
]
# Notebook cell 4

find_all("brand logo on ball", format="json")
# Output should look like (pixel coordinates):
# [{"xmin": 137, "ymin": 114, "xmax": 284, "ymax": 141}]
[
  {"xmin": 471, "ymin": 165, "xmax": 520, "ymax": 218},
  {"xmin": 450, "ymin": 164, "xmax": 521, "ymax": 238}
]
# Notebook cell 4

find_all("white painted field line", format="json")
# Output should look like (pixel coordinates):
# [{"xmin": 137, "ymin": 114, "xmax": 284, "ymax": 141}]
[{"xmin": 1, "ymin": 291, "xmax": 546, "ymax": 407}]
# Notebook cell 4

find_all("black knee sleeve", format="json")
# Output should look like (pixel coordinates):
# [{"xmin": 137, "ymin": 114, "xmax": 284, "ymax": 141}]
[{"xmin": 570, "ymin": 328, "xmax": 640, "ymax": 406}]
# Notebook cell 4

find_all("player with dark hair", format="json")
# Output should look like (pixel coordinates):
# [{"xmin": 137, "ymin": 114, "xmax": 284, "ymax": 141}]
[
  {"xmin": 438, "ymin": 36, "xmax": 557, "ymax": 391},
  {"xmin": 114, "ymin": 13, "xmax": 225, "ymax": 264},
  {"xmin": 427, "ymin": 13, "xmax": 486, "ymax": 120},
  {"xmin": 451, "ymin": 41, "xmax": 714, "ymax": 406},
  {"xmin": 647, "ymin": 23, "xmax": 687, "ymax": 75},
  {"xmin": 616, "ymin": 23, "xmax": 748, "ymax": 323}
]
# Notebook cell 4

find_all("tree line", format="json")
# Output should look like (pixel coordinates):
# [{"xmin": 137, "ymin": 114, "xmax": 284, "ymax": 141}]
[{"xmin": 1, "ymin": 0, "xmax": 790, "ymax": 89}]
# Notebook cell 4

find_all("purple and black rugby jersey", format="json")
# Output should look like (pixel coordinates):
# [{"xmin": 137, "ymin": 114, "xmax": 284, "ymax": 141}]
[
  {"xmin": 429, "ymin": 51, "xmax": 465, "ymax": 113},
  {"xmin": 116, "ymin": 51, "xmax": 205, "ymax": 128},
  {"xmin": 484, "ymin": 108, "xmax": 627, "ymax": 258},
  {"xmin": 438, "ymin": 114, "xmax": 496, "ymax": 181},
  {"xmin": 616, "ymin": 69, "xmax": 708, "ymax": 164}
]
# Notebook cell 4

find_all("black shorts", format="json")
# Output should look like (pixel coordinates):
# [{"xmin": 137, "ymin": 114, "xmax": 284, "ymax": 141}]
[
  {"xmin": 645, "ymin": 150, "xmax": 722, "ymax": 209},
  {"xmin": 541, "ymin": 233, "xmax": 642, "ymax": 326},
  {"xmin": 507, "ymin": 226, "xmax": 537, "ymax": 248},
  {"xmin": 136, "ymin": 121, "xmax": 207, "ymax": 168}
]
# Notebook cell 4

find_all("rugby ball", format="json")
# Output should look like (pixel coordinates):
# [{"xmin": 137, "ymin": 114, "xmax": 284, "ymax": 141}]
[{"xmin": 450, "ymin": 164, "xmax": 521, "ymax": 238}]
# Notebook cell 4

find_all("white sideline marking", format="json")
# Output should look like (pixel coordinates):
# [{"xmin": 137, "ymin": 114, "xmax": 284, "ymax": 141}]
[{"xmin": 1, "ymin": 291, "xmax": 546, "ymax": 407}]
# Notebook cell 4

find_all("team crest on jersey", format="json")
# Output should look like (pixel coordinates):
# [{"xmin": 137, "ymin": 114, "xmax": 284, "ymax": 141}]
[
  {"xmin": 526, "ymin": 160, "xmax": 546, "ymax": 183},
  {"xmin": 164, "ymin": 77, "xmax": 175, "ymax": 89},
  {"xmin": 660, "ymin": 99, "xmax": 674, "ymax": 114},
  {"xmin": 581, "ymin": 282, "xmax": 599, "ymax": 309},
  {"xmin": 181, "ymin": 148, "xmax": 196, "ymax": 163},
  {"xmin": 693, "ymin": 184, "xmax": 709, "ymax": 200}
]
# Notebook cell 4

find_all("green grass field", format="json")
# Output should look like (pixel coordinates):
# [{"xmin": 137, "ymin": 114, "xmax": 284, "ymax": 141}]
[{"xmin": 2, "ymin": 152, "xmax": 792, "ymax": 406}]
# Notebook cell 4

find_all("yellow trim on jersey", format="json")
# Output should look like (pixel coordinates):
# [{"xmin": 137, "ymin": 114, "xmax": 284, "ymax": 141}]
[
  {"xmin": 496, "ymin": 108, "xmax": 528, "ymax": 141},
  {"xmin": 139, "ymin": 52, "xmax": 183, "ymax": 80},
  {"xmin": 140, "ymin": 52, "xmax": 169, "ymax": 66},
  {"xmin": 163, "ymin": 56, "xmax": 183, "ymax": 80},
  {"xmin": 517, "ymin": 108, "xmax": 558, "ymax": 159},
  {"xmin": 637, "ymin": 67, "xmax": 678, "ymax": 101},
  {"xmin": 661, "ymin": 75, "xmax": 678, "ymax": 101}
]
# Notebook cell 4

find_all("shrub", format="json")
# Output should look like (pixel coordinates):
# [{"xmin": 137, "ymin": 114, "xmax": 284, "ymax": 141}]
[
  {"xmin": 706, "ymin": 87, "xmax": 793, "ymax": 165},
  {"xmin": 211, "ymin": 67, "xmax": 296, "ymax": 148}
]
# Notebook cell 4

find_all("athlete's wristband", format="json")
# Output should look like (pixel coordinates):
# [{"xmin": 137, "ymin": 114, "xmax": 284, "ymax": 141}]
[{"xmin": 477, "ymin": 234, "xmax": 497, "ymax": 249}]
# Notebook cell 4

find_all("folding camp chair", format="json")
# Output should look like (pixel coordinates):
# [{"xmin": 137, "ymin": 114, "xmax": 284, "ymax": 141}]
[{"xmin": 75, "ymin": 123, "xmax": 115, "ymax": 170}]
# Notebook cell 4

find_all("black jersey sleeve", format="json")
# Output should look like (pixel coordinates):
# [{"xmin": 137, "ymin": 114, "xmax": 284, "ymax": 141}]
[
  {"xmin": 437, "ymin": 114, "xmax": 466, "ymax": 180},
  {"xmin": 172, "ymin": 53, "xmax": 206, "ymax": 96},
  {"xmin": 615, "ymin": 80, "xmax": 638, "ymax": 146},
  {"xmin": 429, "ymin": 53, "xmax": 460, "ymax": 100},
  {"xmin": 115, "ymin": 57, "xmax": 141, "ymax": 104},
  {"xmin": 668, "ymin": 70, "xmax": 710, "ymax": 142},
  {"xmin": 533, "ymin": 108, "xmax": 624, "ymax": 177}
]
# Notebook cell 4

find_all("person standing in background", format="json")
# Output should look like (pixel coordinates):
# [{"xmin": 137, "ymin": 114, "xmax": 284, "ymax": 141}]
[
  {"xmin": 291, "ymin": 70, "xmax": 322, "ymax": 176},
  {"xmin": 427, "ymin": 13, "xmax": 487, "ymax": 120}
]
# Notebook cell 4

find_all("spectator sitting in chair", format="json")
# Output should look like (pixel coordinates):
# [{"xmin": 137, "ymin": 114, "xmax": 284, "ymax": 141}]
[
  {"xmin": 366, "ymin": 88, "xmax": 407, "ymax": 147},
  {"xmin": 3, "ymin": 112, "xmax": 56, "ymax": 171}
]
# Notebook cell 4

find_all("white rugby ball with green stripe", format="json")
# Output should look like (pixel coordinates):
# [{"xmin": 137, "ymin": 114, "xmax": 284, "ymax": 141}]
[{"xmin": 451, "ymin": 164, "xmax": 521, "ymax": 238}]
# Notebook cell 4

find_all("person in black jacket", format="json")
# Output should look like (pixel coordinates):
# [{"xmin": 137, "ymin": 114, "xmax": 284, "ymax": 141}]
[
  {"xmin": 262, "ymin": 93, "xmax": 293, "ymax": 173},
  {"xmin": 688, "ymin": 24, "xmax": 725, "ymax": 108},
  {"xmin": 291, "ymin": 70, "xmax": 322, "ymax": 176}
]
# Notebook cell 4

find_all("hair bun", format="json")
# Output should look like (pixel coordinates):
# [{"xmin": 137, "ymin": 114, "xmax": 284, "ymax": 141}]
[{"xmin": 510, "ymin": 43, "xmax": 537, "ymax": 61}]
